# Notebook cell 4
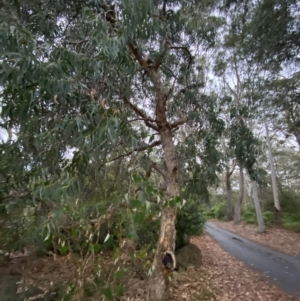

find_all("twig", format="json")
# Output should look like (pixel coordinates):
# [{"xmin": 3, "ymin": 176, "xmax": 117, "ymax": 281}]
[{"xmin": 128, "ymin": 117, "xmax": 157, "ymax": 123}]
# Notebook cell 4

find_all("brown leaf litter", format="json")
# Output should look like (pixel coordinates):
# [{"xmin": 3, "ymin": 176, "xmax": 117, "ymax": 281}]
[
  {"xmin": 1, "ymin": 234, "xmax": 299, "ymax": 301},
  {"xmin": 191, "ymin": 235, "xmax": 300, "ymax": 301}
]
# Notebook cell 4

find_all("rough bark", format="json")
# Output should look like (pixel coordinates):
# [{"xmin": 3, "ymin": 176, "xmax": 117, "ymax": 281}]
[
  {"xmin": 251, "ymin": 179, "xmax": 265, "ymax": 233},
  {"xmin": 234, "ymin": 164, "xmax": 244, "ymax": 223},
  {"xmin": 264, "ymin": 120, "xmax": 281, "ymax": 224}
]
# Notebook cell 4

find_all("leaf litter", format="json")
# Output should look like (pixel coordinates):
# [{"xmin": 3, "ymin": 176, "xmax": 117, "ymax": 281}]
[{"xmin": 1, "ymin": 233, "xmax": 299, "ymax": 300}]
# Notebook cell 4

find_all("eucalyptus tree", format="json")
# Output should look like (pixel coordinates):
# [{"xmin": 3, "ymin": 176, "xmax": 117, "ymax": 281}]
[
  {"xmin": 239, "ymin": 0, "xmax": 300, "ymax": 73},
  {"xmin": 0, "ymin": 0, "xmax": 224, "ymax": 299},
  {"xmin": 213, "ymin": 46, "xmax": 265, "ymax": 231},
  {"xmin": 223, "ymin": 0, "xmax": 300, "ymax": 148}
]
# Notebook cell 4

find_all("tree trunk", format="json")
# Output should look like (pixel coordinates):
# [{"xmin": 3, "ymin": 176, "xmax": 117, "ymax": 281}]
[
  {"xmin": 7, "ymin": 127, "xmax": 12, "ymax": 142},
  {"xmin": 234, "ymin": 164, "xmax": 244, "ymax": 223},
  {"xmin": 264, "ymin": 120, "xmax": 281, "ymax": 224},
  {"xmin": 128, "ymin": 43, "xmax": 182, "ymax": 301},
  {"xmin": 147, "ymin": 126, "xmax": 179, "ymax": 301},
  {"xmin": 251, "ymin": 179, "xmax": 265, "ymax": 233},
  {"xmin": 225, "ymin": 167, "xmax": 233, "ymax": 221},
  {"xmin": 146, "ymin": 69, "xmax": 180, "ymax": 301}
]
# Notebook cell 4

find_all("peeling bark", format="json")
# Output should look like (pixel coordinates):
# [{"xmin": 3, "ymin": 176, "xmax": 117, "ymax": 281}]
[{"xmin": 147, "ymin": 106, "xmax": 180, "ymax": 301}]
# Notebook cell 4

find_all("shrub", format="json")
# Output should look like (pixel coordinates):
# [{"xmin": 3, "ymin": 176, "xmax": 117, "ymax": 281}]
[
  {"xmin": 282, "ymin": 212, "xmax": 300, "ymax": 232},
  {"xmin": 205, "ymin": 202, "xmax": 226, "ymax": 220},
  {"xmin": 175, "ymin": 200, "xmax": 206, "ymax": 250},
  {"xmin": 135, "ymin": 214, "xmax": 159, "ymax": 250},
  {"xmin": 263, "ymin": 211, "xmax": 275, "ymax": 226},
  {"xmin": 135, "ymin": 199, "xmax": 206, "ymax": 251},
  {"xmin": 242, "ymin": 207, "xmax": 256, "ymax": 224}
]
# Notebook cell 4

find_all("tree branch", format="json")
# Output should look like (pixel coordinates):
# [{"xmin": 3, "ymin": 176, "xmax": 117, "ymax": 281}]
[
  {"xmin": 128, "ymin": 42, "xmax": 168, "ymax": 125},
  {"xmin": 128, "ymin": 117, "xmax": 157, "ymax": 123},
  {"xmin": 162, "ymin": 0, "xmax": 167, "ymax": 18},
  {"xmin": 128, "ymin": 42, "xmax": 148, "ymax": 70},
  {"xmin": 110, "ymin": 140, "xmax": 161, "ymax": 162},
  {"xmin": 228, "ymin": 160, "xmax": 236, "ymax": 177},
  {"xmin": 169, "ymin": 45, "xmax": 193, "ymax": 68},
  {"xmin": 161, "ymin": 64, "xmax": 178, "ymax": 79},
  {"xmin": 152, "ymin": 162, "xmax": 167, "ymax": 179},
  {"xmin": 170, "ymin": 117, "xmax": 187, "ymax": 128},
  {"xmin": 123, "ymin": 97, "xmax": 159, "ymax": 131},
  {"xmin": 174, "ymin": 83, "xmax": 203, "ymax": 98}
]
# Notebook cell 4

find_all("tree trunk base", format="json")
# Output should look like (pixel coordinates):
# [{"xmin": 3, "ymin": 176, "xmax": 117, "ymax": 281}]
[{"xmin": 147, "ymin": 267, "xmax": 170, "ymax": 301}]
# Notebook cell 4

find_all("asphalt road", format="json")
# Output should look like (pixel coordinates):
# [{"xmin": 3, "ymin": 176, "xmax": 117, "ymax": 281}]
[{"xmin": 205, "ymin": 223, "xmax": 300, "ymax": 296}]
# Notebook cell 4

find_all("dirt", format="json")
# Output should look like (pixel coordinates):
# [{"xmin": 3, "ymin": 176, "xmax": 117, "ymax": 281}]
[{"xmin": 210, "ymin": 220, "xmax": 300, "ymax": 256}]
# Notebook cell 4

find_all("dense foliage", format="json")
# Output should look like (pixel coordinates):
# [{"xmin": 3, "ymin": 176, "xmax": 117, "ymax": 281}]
[{"xmin": 0, "ymin": 0, "xmax": 300, "ymax": 299}]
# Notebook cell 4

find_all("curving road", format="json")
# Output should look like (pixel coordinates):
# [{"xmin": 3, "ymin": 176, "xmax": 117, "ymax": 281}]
[{"xmin": 205, "ymin": 223, "xmax": 300, "ymax": 296}]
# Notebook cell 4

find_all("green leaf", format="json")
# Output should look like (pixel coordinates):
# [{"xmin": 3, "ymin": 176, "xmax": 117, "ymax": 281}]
[
  {"xmin": 116, "ymin": 286, "xmax": 124, "ymax": 297},
  {"xmin": 149, "ymin": 134, "xmax": 155, "ymax": 142},
  {"xmin": 141, "ymin": 131, "xmax": 147, "ymax": 138},
  {"xmin": 93, "ymin": 265, "xmax": 101, "ymax": 274},
  {"xmin": 145, "ymin": 184, "xmax": 155, "ymax": 194},
  {"xmin": 89, "ymin": 243, "xmax": 101, "ymax": 253},
  {"xmin": 58, "ymin": 246, "xmax": 69, "ymax": 255},
  {"xmin": 102, "ymin": 287, "xmax": 113, "ymax": 301},
  {"xmin": 115, "ymin": 269, "xmax": 125, "ymax": 280},
  {"xmin": 129, "ymin": 198, "xmax": 141, "ymax": 209},
  {"xmin": 132, "ymin": 173, "xmax": 142, "ymax": 184},
  {"xmin": 169, "ymin": 199, "xmax": 177, "ymax": 208},
  {"xmin": 134, "ymin": 211, "xmax": 145, "ymax": 224}
]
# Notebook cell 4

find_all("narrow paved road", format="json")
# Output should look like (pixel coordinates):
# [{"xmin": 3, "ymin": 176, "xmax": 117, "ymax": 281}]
[{"xmin": 206, "ymin": 223, "xmax": 300, "ymax": 296}]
